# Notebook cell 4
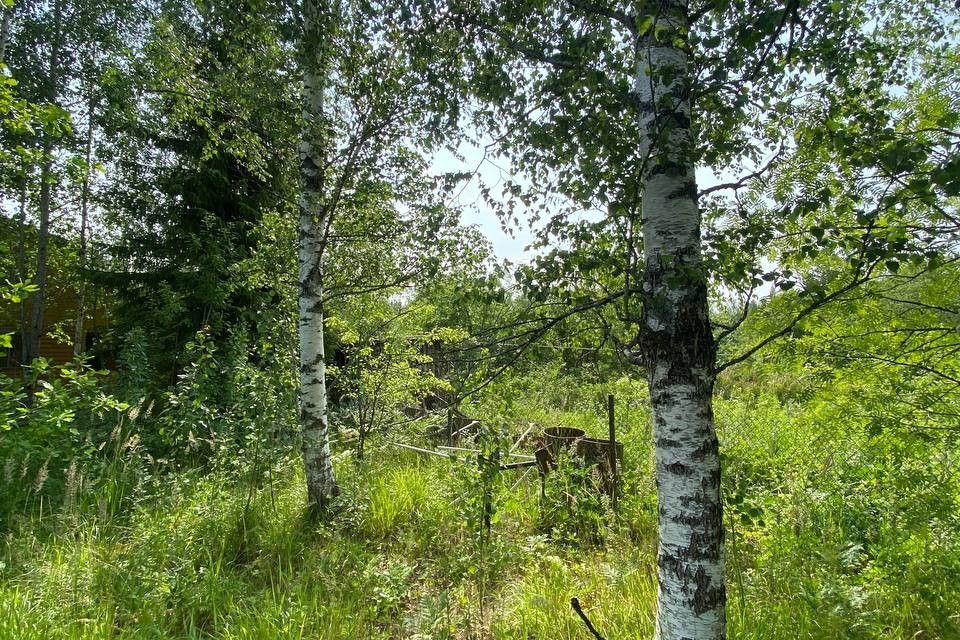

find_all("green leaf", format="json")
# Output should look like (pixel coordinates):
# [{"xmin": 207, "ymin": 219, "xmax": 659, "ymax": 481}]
[{"xmin": 637, "ymin": 15, "xmax": 654, "ymax": 35}]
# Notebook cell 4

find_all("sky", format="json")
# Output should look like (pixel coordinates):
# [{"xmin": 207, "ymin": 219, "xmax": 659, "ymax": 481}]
[
  {"xmin": 430, "ymin": 142, "xmax": 534, "ymax": 263},
  {"xmin": 431, "ymin": 140, "xmax": 726, "ymax": 264}
]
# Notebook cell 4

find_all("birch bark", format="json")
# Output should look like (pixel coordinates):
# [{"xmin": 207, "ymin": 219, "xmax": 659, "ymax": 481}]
[
  {"xmin": 297, "ymin": 0, "xmax": 339, "ymax": 508},
  {"xmin": 17, "ymin": 175, "xmax": 27, "ymax": 367},
  {"xmin": 0, "ymin": 2, "xmax": 13, "ymax": 63},
  {"xmin": 634, "ymin": 2, "xmax": 726, "ymax": 638},
  {"xmin": 74, "ymin": 89, "xmax": 95, "ymax": 356}
]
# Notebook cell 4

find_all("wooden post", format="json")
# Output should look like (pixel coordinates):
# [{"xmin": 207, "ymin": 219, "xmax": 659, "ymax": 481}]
[
  {"xmin": 478, "ymin": 450, "xmax": 499, "ymax": 541},
  {"xmin": 607, "ymin": 394, "xmax": 618, "ymax": 511},
  {"xmin": 446, "ymin": 408, "xmax": 453, "ymax": 446}
]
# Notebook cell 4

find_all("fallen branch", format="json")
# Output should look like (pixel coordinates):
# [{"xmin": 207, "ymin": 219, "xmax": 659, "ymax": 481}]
[
  {"xmin": 387, "ymin": 441, "xmax": 463, "ymax": 461},
  {"xmin": 499, "ymin": 460, "xmax": 539, "ymax": 470},
  {"xmin": 451, "ymin": 420, "xmax": 480, "ymax": 438},
  {"xmin": 509, "ymin": 422, "xmax": 536, "ymax": 453},
  {"xmin": 571, "ymin": 597, "xmax": 607, "ymax": 640}
]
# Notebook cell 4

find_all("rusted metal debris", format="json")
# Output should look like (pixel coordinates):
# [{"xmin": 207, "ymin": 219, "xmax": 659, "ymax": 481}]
[{"xmin": 394, "ymin": 396, "xmax": 624, "ymax": 502}]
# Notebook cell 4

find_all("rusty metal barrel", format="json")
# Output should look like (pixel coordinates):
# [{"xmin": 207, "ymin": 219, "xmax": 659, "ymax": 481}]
[
  {"xmin": 543, "ymin": 426, "xmax": 585, "ymax": 457},
  {"xmin": 575, "ymin": 437, "xmax": 623, "ymax": 465},
  {"xmin": 576, "ymin": 437, "xmax": 623, "ymax": 496}
]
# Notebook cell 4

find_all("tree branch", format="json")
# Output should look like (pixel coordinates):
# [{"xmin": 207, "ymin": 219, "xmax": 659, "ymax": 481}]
[
  {"xmin": 570, "ymin": 597, "xmax": 607, "ymax": 640},
  {"xmin": 717, "ymin": 273, "xmax": 873, "ymax": 373},
  {"xmin": 874, "ymin": 295, "xmax": 959, "ymax": 316},
  {"xmin": 715, "ymin": 281, "xmax": 756, "ymax": 344},
  {"xmin": 818, "ymin": 348, "xmax": 960, "ymax": 386},
  {"xmin": 455, "ymin": 291, "xmax": 627, "ymax": 401},
  {"xmin": 699, "ymin": 143, "xmax": 784, "ymax": 197},
  {"xmin": 566, "ymin": 0, "xmax": 636, "ymax": 34}
]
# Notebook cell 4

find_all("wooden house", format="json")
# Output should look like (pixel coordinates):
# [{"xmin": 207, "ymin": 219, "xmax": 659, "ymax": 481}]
[{"xmin": 1, "ymin": 218, "xmax": 111, "ymax": 377}]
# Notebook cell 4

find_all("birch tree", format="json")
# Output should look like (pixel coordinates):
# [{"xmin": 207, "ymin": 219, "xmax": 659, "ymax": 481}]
[
  {"xmin": 73, "ymin": 82, "xmax": 95, "ymax": 356},
  {"xmin": 0, "ymin": 0, "xmax": 14, "ymax": 62},
  {"xmin": 26, "ymin": 0, "xmax": 64, "ymax": 366},
  {"xmin": 410, "ymin": 0, "xmax": 959, "ymax": 636},
  {"xmin": 297, "ymin": 0, "xmax": 340, "ymax": 506},
  {"xmin": 631, "ymin": 2, "xmax": 724, "ymax": 635},
  {"xmin": 295, "ymin": 0, "xmax": 461, "ymax": 509}
]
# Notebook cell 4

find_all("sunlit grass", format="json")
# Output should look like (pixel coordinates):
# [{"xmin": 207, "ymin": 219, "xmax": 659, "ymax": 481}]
[{"xmin": 2, "ymin": 387, "xmax": 959, "ymax": 639}]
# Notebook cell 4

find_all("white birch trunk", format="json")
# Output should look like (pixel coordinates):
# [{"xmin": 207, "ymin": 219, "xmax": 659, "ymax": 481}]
[
  {"xmin": 74, "ymin": 90, "xmax": 95, "ymax": 356},
  {"xmin": 28, "ymin": 155, "xmax": 52, "ymax": 365},
  {"xmin": 0, "ymin": 3, "xmax": 13, "ymax": 63},
  {"xmin": 17, "ymin": 175, "xmax": 28, "ymax": 368},
  {"xmin": 634, "ymin": 2, "xmax": 726, "ymax": 638},
  {"xmin": 297, "ymin": 0, "xmax": 339, "ymax": 508}
]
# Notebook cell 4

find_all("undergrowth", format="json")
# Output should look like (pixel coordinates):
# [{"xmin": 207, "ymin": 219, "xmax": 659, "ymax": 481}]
[{"xmin": 1, "ymin": 368, "xmax": 958, "ymax": 638}]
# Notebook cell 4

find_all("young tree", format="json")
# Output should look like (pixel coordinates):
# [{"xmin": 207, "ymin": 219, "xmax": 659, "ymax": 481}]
[
  {"xmin": 294, "ymin": 0, "xmax": 460, "ymax": 508},
  {"xmin": 297, "ymin": 0, "xmax": 341, "ymax": 507},
  {"xmin": 25, "ymin": 0, "xmax": 64, "ymax": 367},
  {"xmin": 72, "ymin": 80, "xmax": 95, "ymax": 356}
]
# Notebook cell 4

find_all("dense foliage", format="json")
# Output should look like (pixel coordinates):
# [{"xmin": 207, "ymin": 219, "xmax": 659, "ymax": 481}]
[{"xmin": 1, "ymin": 0, "xmax": 958, "ymax": 637}]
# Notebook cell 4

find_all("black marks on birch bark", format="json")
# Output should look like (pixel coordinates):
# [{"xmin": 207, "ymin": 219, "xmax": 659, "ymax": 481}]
[{"xmin": 639, "ymin": 249, "xmax": 716, "ymax": 389}]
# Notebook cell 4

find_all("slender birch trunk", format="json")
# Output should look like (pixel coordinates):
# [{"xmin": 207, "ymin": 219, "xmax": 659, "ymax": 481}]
[
  {"xmin": 0, "ymin": 3, "xmax": 12, "ymax": 363},
  {"xmin": 74, "ymin": 90, "xmax": 95, "ymax": 356},
  {"xmin": 28, "ymin": 153, "xmax": 53, "ymax": 366},
  {"xmin": 0, "ymin": 3, "xmax": 13, "ymax": 63},
  {"xmin": 634, "ymin": 2, "xmax": 726, "ymax": 638},
  {"xmin": 26, "ymin": 0, "xmax": 65, "ymax": 366},
  {"xmin": 297, "ymin": 0, "xmax": 339, "ymax": 508}
]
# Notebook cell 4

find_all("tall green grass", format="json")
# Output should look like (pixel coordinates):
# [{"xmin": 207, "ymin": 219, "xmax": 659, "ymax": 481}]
[{"xmin": 2, "ymin": 373, "xmax": 958, "ymax": 638}]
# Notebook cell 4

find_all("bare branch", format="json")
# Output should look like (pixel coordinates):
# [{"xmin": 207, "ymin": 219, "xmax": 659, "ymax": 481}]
[
  {"xmin": 717, "ymin": 271, "xmax": 875, "ymax": 373},
  {"xmin": 699, "ymin": 143, "xmax": 785, "ymax": 197},
  {"xmin": 715, "ymin": 280, "xmax": 756, "ymax": 344},
  {"xmin": 570, "ymin": 597, "xmax": 607, "ymax": 640},
  {"xmin": 455, "ymin": 291, "xmax": 627, "ymax": 401}
]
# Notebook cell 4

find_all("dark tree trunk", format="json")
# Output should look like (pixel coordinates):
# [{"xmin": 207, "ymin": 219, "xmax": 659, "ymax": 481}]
[{"xmin": 26, "ymin": 0, "xmax": 65, "ymax": 368}]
